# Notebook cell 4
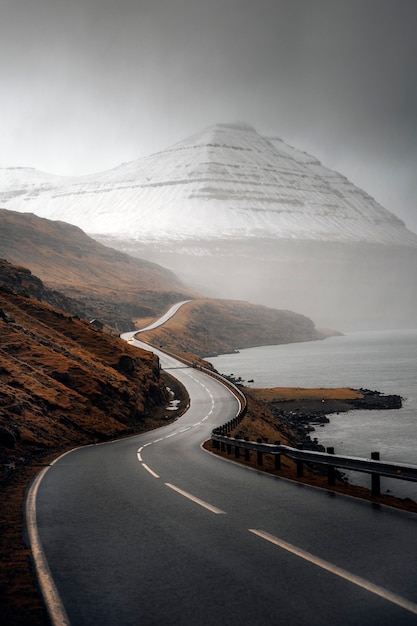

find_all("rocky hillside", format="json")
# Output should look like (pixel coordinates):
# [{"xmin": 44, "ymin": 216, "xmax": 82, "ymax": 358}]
[
  {"xmin": 0, "ymin": 275, "xmax": 186, "ymax": 476},
  {"xmin": 0, "ymin": 258, "xmax": 91, "ymax": 319},
  {"xmin": 138, "ymin": 298, "xmax": 326, "ymax": 357},
  {"xmin": 0, "ymin": 209, "xmax": 197, "ymax": 330}
]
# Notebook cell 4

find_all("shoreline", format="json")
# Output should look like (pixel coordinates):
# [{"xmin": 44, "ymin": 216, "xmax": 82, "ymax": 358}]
[
  {"xmin": 253, "ymin": 387, "xmax": 403, "ymax": 453},
  {"xmin": 223, "ymin": 377, "xmax": 403, "ymax": 452},
  {"xmin": 205, "ymin": 383, "xmax": 417, "ymax": 513}
]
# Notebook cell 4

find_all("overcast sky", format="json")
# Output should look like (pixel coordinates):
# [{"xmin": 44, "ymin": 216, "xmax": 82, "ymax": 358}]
[{"xmin": 1, "ymin": 0, "xmax": 416, "ymax": 231}]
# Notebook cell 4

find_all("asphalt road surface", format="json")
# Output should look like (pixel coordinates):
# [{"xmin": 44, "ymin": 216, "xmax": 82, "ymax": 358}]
[{"xmin": 28, "ymin": 341, "xmax": 417, "ymax": 625}]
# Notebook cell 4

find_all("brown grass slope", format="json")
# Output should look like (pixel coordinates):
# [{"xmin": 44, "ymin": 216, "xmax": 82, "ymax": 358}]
[
  {"xmin": 0, "ymin": 285, "xmax": 178, "ymax": 461},
  {"xmin": 138, "ymin": 298, "xmax": 325, "ymax": 356},
  {"xmin": 0, "ymin": 208, "xmax": 197, "ymax": 330}
]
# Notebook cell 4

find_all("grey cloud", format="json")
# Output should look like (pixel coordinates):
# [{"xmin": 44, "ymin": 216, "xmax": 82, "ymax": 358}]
[{"xmin": 0, "ymin": 0, "xmax": 416, "ymax": 230}]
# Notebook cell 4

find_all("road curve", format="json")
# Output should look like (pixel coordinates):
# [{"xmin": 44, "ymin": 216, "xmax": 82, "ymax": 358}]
[
  {"xmin": 27, "ymin": 321, "xmax": 417, "ymax": 625},
  {"xmin": 124, "ymin": 300, "xmax": 191, "ymax": 335}
]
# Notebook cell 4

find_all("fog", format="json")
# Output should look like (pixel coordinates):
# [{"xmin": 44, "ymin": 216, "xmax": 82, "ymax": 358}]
[
  {"xmin": 1, "ymin": 0, "xmax": 417, "ymax": 232},
  {"xmin": 2, "ymin": 0, "xmax": 417, "ymax": 331},
  {"xmin": 102, "ymin": 236, "xmax": 417, "ymax": 332}
]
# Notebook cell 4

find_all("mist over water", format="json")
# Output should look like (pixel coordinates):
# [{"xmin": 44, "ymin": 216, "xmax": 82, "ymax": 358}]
[
  {"xmin": 110, "ymin": 237, "xmax": 417, "ymax": 331},
  {"xmin": 207, "ymin": 329, "xmax": 417, "ymax": 500}
]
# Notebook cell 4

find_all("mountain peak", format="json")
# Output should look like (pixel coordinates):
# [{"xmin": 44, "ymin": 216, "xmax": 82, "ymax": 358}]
[
  {"xmin": 0, "ymin": 124, "xmax": 416, "ymax": 247},
  {"xmin": 208, "ymin": 121, "xmax": 257, "ymax": 133}
]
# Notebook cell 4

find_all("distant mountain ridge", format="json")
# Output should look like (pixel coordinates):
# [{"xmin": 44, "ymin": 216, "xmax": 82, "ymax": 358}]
[{"xmin": 1, "ymin": 123, "xmax": 416, "ymax": 247}]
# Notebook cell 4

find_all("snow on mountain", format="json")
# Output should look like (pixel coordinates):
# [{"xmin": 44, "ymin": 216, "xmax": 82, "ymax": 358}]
[
  {"xmin": 1, "ymin": 123, "xmax": 416, "ymax": 247},
  {"xmin": 2, "ymin": 124, "xmax": 417, "ymax": 329}
]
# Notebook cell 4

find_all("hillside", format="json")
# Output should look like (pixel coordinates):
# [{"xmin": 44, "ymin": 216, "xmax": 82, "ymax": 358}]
[
  {"xmin": 0, "ymin": 209, "xmax": 197, "ymax": 330},
  {"xmin": 137, "ymin": 298, "xmax": 327, "ymax": 357},
  {"xmin": 0, "ymin": 264, "xmax": 190, "ymax": 626},
  {"xmin": 0, "ymin": 280, "xmax": 186, "ymax": 468}
]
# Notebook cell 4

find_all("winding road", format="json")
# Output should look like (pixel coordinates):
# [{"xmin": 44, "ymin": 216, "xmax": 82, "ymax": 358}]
[{"xmin": 27, "ymin": 305, "xmax": 417, "ymax": 625}]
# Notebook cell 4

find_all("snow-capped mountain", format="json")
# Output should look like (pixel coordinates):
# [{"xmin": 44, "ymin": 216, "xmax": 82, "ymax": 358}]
[
  {"xmin": 1, "ymin": 123, "xmax": 417, "ymax": 330},
  {"xmin": 1, "ymin": 123, "xmax": 416, "ymax": 247}
]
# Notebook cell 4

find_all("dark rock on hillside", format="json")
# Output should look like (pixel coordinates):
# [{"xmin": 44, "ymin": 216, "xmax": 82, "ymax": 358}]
[
  {"xmin": 117, "ymin": 355, "xmax": 137, "ymax": 374},
  {"xmin": 0, "ymin": 258, "xmax": 89, "ymax": 318},
  {"xmin": 0, "ymin": 427, "xmax": 17, "ymax": 448}
]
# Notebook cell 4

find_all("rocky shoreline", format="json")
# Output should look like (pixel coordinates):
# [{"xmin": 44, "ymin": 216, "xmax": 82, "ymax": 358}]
[{"xmin": 265, "ymin": 388, "xmax": 402, "ymax": 452}]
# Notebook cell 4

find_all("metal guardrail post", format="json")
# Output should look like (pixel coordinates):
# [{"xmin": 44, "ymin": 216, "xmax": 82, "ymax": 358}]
[
  {"xmin": 244, "ymin": 437, "xmax": 250, "ymax": 461},
  {"xmin": 256, "ymin": 439, "xmax": 263, "ymax": 466},
  {"xmin": 296, "ymin": 444, "xmax": 304, "ymax": 477},
  {"xmin": 274, "ymin": 441, "xmax": 281, "ymax": 470},
  {"xmin": 327, "ymin": 447, "xmax": 336, "ymax": 486},
  {"xmin": 210, "ymin": 432, "xmax": 417, "ymax": 495},
  {"xmin": 371, "ymin": 451, "xmax": 381, "ymax": 496},
  {"xmin": 235, "ymin": 436, "xmax": 240, "ymax": 458}
]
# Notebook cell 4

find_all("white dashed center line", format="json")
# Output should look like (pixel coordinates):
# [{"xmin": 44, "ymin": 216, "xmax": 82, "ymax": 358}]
[
  {"xmin": 165, "ymin": 483, "xmax": 226, "ymax": 514},
  {"xmin": 249, "ymin": 529, "xmax": 417, "ymax": 615},
  {"xmin": 141, "ymin": 463, "xmax": 160, "ymax": 479}
]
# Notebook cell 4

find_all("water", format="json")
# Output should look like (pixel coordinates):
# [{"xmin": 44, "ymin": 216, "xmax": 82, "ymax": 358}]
[{"xmin": 207, "ymin": 329, "xmax": 417, "ymax": 500}]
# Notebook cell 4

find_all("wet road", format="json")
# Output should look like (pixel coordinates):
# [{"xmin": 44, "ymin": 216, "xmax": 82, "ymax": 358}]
[{"xmin": 30, "ymin": 343, "xmax": 417, "ymax": 625}]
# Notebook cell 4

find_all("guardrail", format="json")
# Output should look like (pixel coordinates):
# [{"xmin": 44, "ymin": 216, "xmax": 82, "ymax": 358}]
[
  {"xmin": 210, "ymin": 432, "xmax": 417, "ymax": 497},
  {"xmin": 133, "ymin": 335, "xmax": 248, "ymax": 418},
  {"xmin": 131, "ymin": 333, "xmax": 417, "ymax": 499},
  {"xmin": 191, "ymin": 364, "xmax": 248, "ymax": 418}
]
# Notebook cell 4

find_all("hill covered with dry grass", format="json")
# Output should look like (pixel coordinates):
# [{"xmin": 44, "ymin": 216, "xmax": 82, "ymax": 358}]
[
  {"xmin": 0, "ymin": 209, "xmax": 197, "ymax": 330},
  {"xmin": 138, "ymin": 298, "xmax": 327, "ymax": 356},
  {"xmin": 0, "ymin": 282, "xmax": 185, "ymax": 467}
]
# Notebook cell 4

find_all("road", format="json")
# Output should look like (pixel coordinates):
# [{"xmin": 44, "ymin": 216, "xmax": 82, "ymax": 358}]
[
  {"xmin": 28, "ymin": 340, "xmax": 417, "ymax": 625},
  {"xmin": 129, "ymin": 300, "xmax": 191, "ymax": 333}
]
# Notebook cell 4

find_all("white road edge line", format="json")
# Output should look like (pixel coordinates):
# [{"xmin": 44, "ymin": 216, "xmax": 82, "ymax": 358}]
[
  {"xmin": 165, "ymin": 483, "xmax": 226, "ymax": 514},
  {"xmin": 249, "ymin": 529, "xmax": 417, "ymax": 616},
  {"xmin": 142, "ymin": 463, "xmax": 160, "ymax": 478},
  {"xmin": 26, "ymin": 467, "xmax": 71, "ymax": 626}
]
